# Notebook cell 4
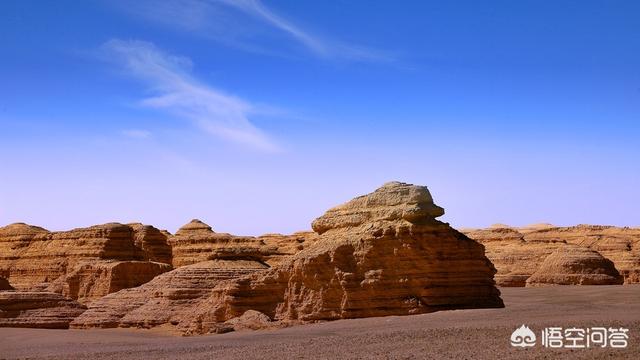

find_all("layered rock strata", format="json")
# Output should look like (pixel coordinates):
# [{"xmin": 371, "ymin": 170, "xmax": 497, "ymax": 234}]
[
  {"xmin": 70, "ymin": 260, "xmax": 267, "ymax": 329},
  {"xmin": 169, "ymin": 220, "xmax": 317, "ymax": 267},
  {"xmin": 0, "ymin": 222, "xmax": 172, "ymax": 293},
  {"xmin": 180, "ymin": 182, "xmax": 504, "ymax": 334},
  {"xmin": 526, "ymin": 246, "xmax": 624, "ymax": 286},
  {"xmin": 46, "ymin": 260, "xmax": 171, "ymax": 304},
  {"xmin": 464, "ymin": 224, "xmax": 640, "ymax": 285},
  {"xmin": 0, "ymin": 291, "xmax": 86, "ymax": 328}
]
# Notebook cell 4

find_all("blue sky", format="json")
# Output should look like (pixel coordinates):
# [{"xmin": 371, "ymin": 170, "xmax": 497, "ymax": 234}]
[{"xmin": 1, "ymin": 0, "xmax": 639, "ymax": 234}]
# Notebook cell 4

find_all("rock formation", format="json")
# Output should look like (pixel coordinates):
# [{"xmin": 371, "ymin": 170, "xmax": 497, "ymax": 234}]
[
  {"xmin": 0, "ymin": 291, "xmax": 86, "ymax": 328},
  {"xmin": 71, "ymin": 182, "xmax": 504, "ymax": 335},
  {"xmin": 168, "ymin": 220, "xmax": 316, "ymax": 268},
  {"xmin": 181, "ymin": 182, "xmax": 504, "ymax": 334},
  {"xmin": 0, "ymin": 222, "xmax": 172, "ymax": 295},
  {"xmin": 46, "ymin": 260, "xmax": 171, "ymax": 304},
  {"xmin": 463, "ymin": 224, "xmax": 640, "ymax": 285},
  {"xmin": 463, "ymin": 226, "xmax": 566, "ymax": 286},
  {"xmin": 71, "ymin": 259, "xmax": 268, "ymax": 329},
  {"xmin": 526, "ymin": 246, "xmax": 624, "ymax": 286}
]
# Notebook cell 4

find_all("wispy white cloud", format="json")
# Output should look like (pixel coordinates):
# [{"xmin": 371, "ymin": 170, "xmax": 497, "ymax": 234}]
[
  {"xmin": 113, "ymin": 0, "xmax": 394, "ymax": 63},
  {"xmin": 102, "ymin": 39, "xmax": 280, "ymax": 152}
]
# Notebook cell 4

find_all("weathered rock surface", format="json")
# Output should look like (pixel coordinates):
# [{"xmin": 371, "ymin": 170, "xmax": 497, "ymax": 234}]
[
  {"xmin": 463, "ymin": 224, "xmax": 640, "ymax": 285},
  {"xmin": 526, "ymin": 246, "xmax": 624, "ymax": 286},
  {"xmin": 46, "ymin": 260, "xmax": 171, "ymax": 304},
  {"xmin": 181, "ymin": 182, "xmax": 503, "ymax": 335},
  {"xmin": 70, "ymin": 260, "xmax": 267, "ymax": 329},
  {"xmin": 0, "ymin": 291, "xmax": 86, "ymax": 329},
  {"xmin": 169, "ymin": 220, "xmax": 317, "ymax": 268},
  {"xmin": 0, "ymin": 222, "xmax": 172, "ymax": 292},
  {"xmin": 128, "ymin": 223, "xmax": 173, "ymax": 264},
  {"xmin": 463, "ymin": 226, "xmax": 566, "ymax": 286}
]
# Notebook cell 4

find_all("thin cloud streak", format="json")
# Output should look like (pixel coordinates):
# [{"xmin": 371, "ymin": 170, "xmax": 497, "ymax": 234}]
[
  {"xmin": 101, "ymin": 39, "xmax": 280, "ymax": 152},
  {"xmin": 114, "ymin": 0, "xmax": 395, "ymax": 63}
]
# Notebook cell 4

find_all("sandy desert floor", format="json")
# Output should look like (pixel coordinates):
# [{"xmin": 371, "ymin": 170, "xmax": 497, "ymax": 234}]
[{"xmin": 1, "ymin": 286, "xmax": 638, "ymax": 359}]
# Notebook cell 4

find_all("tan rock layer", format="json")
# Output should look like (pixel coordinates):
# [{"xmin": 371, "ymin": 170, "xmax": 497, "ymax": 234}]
[
  {"xmin": 169, "ymin": 220, "xmax": 317, "ymax": 268},
  {"xmin": 71, "ymin": 182, "xmax": 504, "ymax": 336},
  {"xmin": 0, "ymin": 222, "xmax": 172, "ymax": 292},
  {"xmin": 463, "ymin": 224, "xmax": 640, "ymax": 285},
  {"xmin": 46, "ymin": 261, "xmax": 172, "ymax": 304},
  {"xmin": 0, "ymin": 291, "xmax": 86, "ymax": 329},
  {"xmin": 70, "ymin": 260, "xmax": 268, "ymax": 329},
  {"xmin": 526, "ymin": 246, "xmax": 623, "ymax": 286}
]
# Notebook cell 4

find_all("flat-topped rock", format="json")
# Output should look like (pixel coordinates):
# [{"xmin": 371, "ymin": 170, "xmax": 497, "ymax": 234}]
[{"xmin": 311, "ymin": 181, "xmax": 445, "ymax": 234}]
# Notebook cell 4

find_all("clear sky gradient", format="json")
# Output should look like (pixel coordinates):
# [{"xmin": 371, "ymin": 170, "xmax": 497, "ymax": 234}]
[{"xmin": 1, "ymin": 0, "xmax": 639, "ymax": 234}]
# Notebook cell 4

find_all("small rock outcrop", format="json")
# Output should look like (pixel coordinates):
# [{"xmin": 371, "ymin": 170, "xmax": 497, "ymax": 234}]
[
  {"xmin": 526, "ymin": 246, "xmax": 624, "ymax": 286},
  {"xmin": 182, "ymin": 182, "xmax": 503, "ymax": 334},
  {"xmin": 0, "ymin": 291, "xmax": 86, "ymax": 329}
]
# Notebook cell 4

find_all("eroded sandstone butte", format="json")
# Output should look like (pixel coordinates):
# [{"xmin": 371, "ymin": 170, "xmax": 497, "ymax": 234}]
[
  {"xmin": 0, "ymin": 222, "xmax": 172, "ymax": 301},
  {"xmin": 181, "ymin": 182, "xmax": 504, "ymax": 334},
  {"xmin": 463, "ymin": 224, "xmax": 640, "ymax": 286},
  {"xmin": 73, "ymin": 182, "xmax": 504, "ymax": 335},
  {"xmin": 70, "ymin": 220, "xmax": 318, "ymax": 330}
]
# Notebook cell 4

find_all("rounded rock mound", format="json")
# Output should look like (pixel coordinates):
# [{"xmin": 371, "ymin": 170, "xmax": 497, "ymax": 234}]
[{"xmin": 526, "ymin": 246, "xmax": 623, "ymax": 286}]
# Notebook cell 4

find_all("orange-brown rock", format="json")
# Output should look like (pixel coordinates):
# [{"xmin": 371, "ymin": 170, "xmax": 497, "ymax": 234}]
[
  {"xmin": 526, "ymin": 246, "xmax": 624, "ymax": 286},
  {"xmin": 0, "ymin": 291, "xmax": 86, "ymax": 329},
  {"xmin": 46, "ymin": 260, "xmax": 171, "ymax": 304},
  {"xmin": 258, "ymin": 231, "xmax": 319, "ymax": 267},
  {"xmin": 463, "ymin": 226, "xmax": 566, "ymax": 286},
  {"xmin": 128, "ymin": 223, "xmax": 173, "ymax": 264},
  {"xmin": 70, "ymin": 259, "xmax": 267, "ymax": 329},
  {"xmin": 0, "ymin": 222, "xmax": 172, "ymax": 292},
  {"xmin": 181, "ymin": 182, "xmax": 503, "ymax": 335},
  {"xmin": 464, "ymin": 224, "xmax": 640, "ymax": 285},
  {"xmin": 169, "ymin": 220, "xmax": 316, "ymax": 268}
]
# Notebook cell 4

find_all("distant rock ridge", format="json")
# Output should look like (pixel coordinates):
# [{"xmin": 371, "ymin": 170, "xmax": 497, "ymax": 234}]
[{"xmin": 463, "ymin": 223, "xmax": 640, "ymax": 286}]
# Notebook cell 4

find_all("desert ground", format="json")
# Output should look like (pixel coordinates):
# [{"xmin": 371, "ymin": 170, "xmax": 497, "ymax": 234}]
[{"xmin": 1, "ymin": 286, "xmax": 638, "ymax": 360}]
